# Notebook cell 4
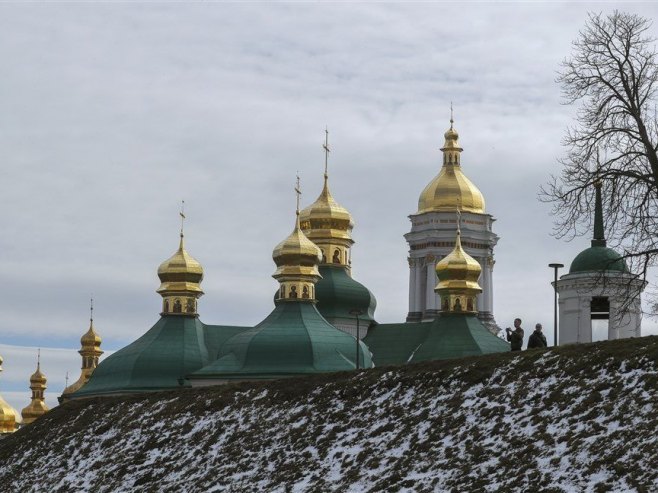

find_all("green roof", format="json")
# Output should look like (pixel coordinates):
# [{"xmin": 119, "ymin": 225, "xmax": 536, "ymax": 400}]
[
  {"xmin": 363, "ymin": 321, "xmax": 431, "ymax": 366},
  {"xmin": 190, "ymin": 301, "xmax": 373, "ymax": 380},
  {"xmin": 72, "ymin": 317, "xmax": 249, "ymax": 397},
  {"xmin": 315, "ymin": 265, "xmax": 377, "ymax": 324},
  {"xmin": 365, "ymin": 315, "xmax": 509, "ymax": 366},
  {"xmin": 569, "ymin": 246, "xmax": 628, "ymax": 274}
]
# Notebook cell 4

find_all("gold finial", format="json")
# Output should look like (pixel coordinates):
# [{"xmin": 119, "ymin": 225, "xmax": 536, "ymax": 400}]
[
  {"xmin": 37, "ymin": 348, "xmax": 41, "ymax": 370},
  {"xmin": 90, "ymin": 297, "xmax": 94, "ymax": 324},
  {"xmin": 179, "ymin": 200, "xmax": 186, "ymax": 238},
  {"xmin": 295, "ymin": 174, "xmax": 302, "ymax": 216},
  {"xmin": 323, "ymin": 127, "xmax": 330, "ymax": 180},
  {"xmin": 450, "ymin": 102, "xmax": 454, "ymax": 129},
  {"xmin": 65, "ymin": 372, "xmax": 69, "ymax": 388},
  {"xmin": 456, "ymin": 209, "xmax": 461, "ymax": 234}
]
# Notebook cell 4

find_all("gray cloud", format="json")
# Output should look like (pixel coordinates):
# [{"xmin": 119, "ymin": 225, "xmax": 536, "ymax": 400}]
[{"xmin": 1, "ymin": 3, "xmax": 657, "ymax": 406}]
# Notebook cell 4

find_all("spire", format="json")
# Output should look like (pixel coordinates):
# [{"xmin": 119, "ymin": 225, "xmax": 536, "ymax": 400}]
[
  {"xmin": 272, "ymin": 176, "xmax": 323, "ymax": 302},
  {"xmin": 323, "ymin": 127, "xmax": 330, "ymax": 181},
  {"xmin": 450, "ymin": 101, "xmax": 454, "ymax": 129},
  {"xmin": 295, "ymin": 174, "xmax": 302, "ymax": 218},
  {"xmin": 21, "ymin": 351, "xmax": 49, "ymax": 425},
  {"xmin": 179, "ymin": 200, "xmax": 186, "ymax": 248},
  {"xmin": 592, "ymin": 153, "xmax": 606, "ymax": 247}
]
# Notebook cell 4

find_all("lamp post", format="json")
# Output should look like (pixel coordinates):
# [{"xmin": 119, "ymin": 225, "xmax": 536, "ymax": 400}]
[
  {"xmin": 548, "ymin": 263, "xmax": 564, "ymax": 347},
  {"xmin": 349, "ymin": 309, "xmax": 364, "ymax": 369}
]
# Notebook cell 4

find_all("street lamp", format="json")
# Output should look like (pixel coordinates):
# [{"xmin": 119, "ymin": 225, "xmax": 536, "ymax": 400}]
[
  {"xmin": 548, "ymin": 263, "xmax": 564, "ymax": 347},
  {"xmin": 349, "ymin": 309, "xmax": 364, "ymax": 369}
]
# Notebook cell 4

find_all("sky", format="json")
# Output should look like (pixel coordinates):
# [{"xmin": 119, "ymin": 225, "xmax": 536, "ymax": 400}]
[{"xmin": 1, "ymin": 2, "xmax": 658, "ymax": 412}]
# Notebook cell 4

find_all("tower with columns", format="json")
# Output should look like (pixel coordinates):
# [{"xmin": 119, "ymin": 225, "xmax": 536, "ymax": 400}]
[{"xmin": 405, "ymin": 117, "xmax": 499, "ymax": 333}]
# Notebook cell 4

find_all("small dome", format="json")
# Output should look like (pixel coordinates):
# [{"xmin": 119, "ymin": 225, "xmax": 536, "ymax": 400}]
[
  {"xmin": 436, "ymin": 230, "xmax": 482, "ymax": 291},
  {"xmin": 299, "ymin": 179, "xmax": 354, "ymax": 241},
  {"xmin": 272, "ymin": 215, "xmax": 322, "ymax": 267},
  {"xmin": 29, "ymin": 366, "xmax": 46, "ymax": 385},
  {"xmin": 569, "ymin": 246, "xmax": 628, "ymax": 274},
  {"xmin": 157, "ymin": 235, "xmax": 204, "ymax": 295},
  {"xmin": 81, "ymin": 323, "xmax": 101, "ymax": 347}
]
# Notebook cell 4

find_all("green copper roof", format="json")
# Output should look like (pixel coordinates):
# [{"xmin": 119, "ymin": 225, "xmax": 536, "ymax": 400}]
[
  {"xmin": 365, "ymin": 315, "xmax": 509, "ymax": 366},
  {"xmin": 569, "ymin": 246, "xmax": 628, "ymax": 274},
  {"xmin": 315, "ymin": 265, "xmax": 377, "ymax": 323},
  {"xmin": 408, "ymin": 314, "xmax": 510, "ymax": 363},
  {"xmin": 72, "ymin": 317, "xmax": 249, "ymax": 397},
  {"xmin": 363, "ymin": 321, "xmax": 431, "ymax": 366},
  {"xmin": 191, "ymin": 302, "xmax": 373, "ymax": 380}
]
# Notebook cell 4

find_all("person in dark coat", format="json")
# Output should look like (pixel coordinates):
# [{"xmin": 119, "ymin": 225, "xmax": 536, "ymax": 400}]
[
  {"xmin": 505, "ymin": 318, "xmax": 524, "ymax": 351},
  {"xmin": 527, "ymin": 323, "xmax": 548, "ymax": 349}
]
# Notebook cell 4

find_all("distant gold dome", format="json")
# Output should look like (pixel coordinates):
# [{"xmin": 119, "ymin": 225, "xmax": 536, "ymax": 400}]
[
  {"xmin": 299, "ymin": 177, "xmax": 354, "ymax": 242},
  {"xmin": 21, "ymin": 356, "xmax": 49, "ymax": 425},
  {"xmin": 81, "ymin": 322, "xmax": 101, "ymax": 348},
  {"xmin": 0, "ymin": 356, "xmax": 18, "ymax": 433},
  {"xmin": 157, "ymin": 235, "xmax": 204, "ymax": 296},
  {"xmin": 417, "ymin": 120, "xmax": 485, "ymax": 214}
]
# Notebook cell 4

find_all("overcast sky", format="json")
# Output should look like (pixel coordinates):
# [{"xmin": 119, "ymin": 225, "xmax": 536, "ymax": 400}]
[{"xmin": 1, "ymin": 2, "xmax": 657, "ymax": 412}]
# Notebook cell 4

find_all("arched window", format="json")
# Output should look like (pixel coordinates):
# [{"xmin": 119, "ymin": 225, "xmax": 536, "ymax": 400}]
[
  {"xmin": 302, "ymin": 286, "xmax": 309, "ymax": 299},
  {"xmin": 333, "ymin": 249, "xmax": 341, "ymax": 264},
  {"xmin": 173, "ymin": 299, "xmax": 182, "ymax": 313},
  {"xmin": 290, "ymin": 286, "xmax": 298, "ymax": 299}
]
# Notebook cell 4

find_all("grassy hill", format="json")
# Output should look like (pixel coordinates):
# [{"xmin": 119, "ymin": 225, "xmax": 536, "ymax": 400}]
[{"xmin": 1, "ymin": 337, "xmax": 658, "ymax": 492}]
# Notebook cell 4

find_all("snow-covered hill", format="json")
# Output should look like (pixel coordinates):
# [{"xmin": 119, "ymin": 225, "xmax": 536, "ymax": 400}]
[{"xmin": 1, "ymin": 337, "xmax": 658, "ymax": 492}]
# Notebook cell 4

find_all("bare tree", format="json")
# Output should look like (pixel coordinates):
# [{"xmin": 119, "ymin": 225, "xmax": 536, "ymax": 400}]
[{"xmin": 542, "ymin": 10, "xmax": 658, "ymax": 307}]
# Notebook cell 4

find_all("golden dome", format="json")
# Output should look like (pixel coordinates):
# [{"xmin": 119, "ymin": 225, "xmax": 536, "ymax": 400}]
[
  {"xmin": 81, "ymin": 321, "xmax": 101, "ymax": 348},
  {"xmin": 21, "ymin": 355, "xmax": 49, "ymax": 425},
  {"xmin": 273, "ymin": 178, "xmax": 323, "ymax": 302},
  {"xmin": 436, "ymin": 229, "xmax": 482, "ymax": 292},
  {"xmin": 157, "ymin": 234, "xmax": 204, "ymax": 296},
  {"xmin": 299, "ymin": 177, "xmax": 354, "ymax": 242},
  {"xmin": 273, "ymin": 212, "xmax": 323, "ymax": 269},
  {"xmin": 417, "ymin": 120, "xmax": 485, "ymax": 214},
  {"xmin": 0, "ymin": 356, "xmax": 18, "ymax": 433},
  {"xmin": 29, "ymin": 365, "xmax": 46, "ymax": 386}
]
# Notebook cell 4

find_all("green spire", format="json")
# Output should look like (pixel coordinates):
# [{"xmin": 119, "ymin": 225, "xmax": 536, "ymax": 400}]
[{"xmin": 592, "ymin": 181, "xmax": 606, "ymax": 247}]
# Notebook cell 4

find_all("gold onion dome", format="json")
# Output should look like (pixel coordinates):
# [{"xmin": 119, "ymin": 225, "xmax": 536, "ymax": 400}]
[
  {"xmin": 273, "ymin": 178, "xmax": 322, "ymax": 301},
  {"xmin": 157, "ymin": 206, "xmax": 204, "ymax": 316},
  {"xmin": 81, "ymin": 321, "xmax": 102, "ymax": 348},
  {"xmin": 0, "ymin": 356, "xmax": 19, "ymax": 433},
  {"xmin": 157, "ymin": 235, "xmax": 204, "ymax": 293},
  {"xmin": 435, "ymin": 222, "xmax": 482, "ymax": 314},
  {"xmin": 21, "ymin": 353, "xmax": 49, "ymax": 425},
  {"xmin": 417, "ymin": 117, "xmax": 485, "ymax": 214},
  {"xmin": 299, "ymin": 178, "xmax": 354, "ymax": 241}
]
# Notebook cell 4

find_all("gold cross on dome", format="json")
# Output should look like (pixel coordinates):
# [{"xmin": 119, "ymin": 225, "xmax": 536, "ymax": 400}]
[
  {"xmin": 323, "ymin": 127, "xmax": 330, "ymax": 177},
  {"xmin": 179, "ymin": 200, "xmax": 186, "ymax": 236},
  {"xmin": 295, "ymin": 174, "xmax": 301, "ymax": 214}
]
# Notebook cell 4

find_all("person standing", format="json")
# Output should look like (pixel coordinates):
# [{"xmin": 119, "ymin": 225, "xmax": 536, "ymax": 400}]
[
  {"xmin": 527, "ymin": 323, "xmax": 548, "ymax": 349},
  {"xmin": 505, "ymin": 318, "xmax": 524, "ymax": 351}
]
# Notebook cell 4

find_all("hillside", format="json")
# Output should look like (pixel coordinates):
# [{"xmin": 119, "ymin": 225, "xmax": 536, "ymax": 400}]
[{"xmin": 1, "ymin": 337, "xmax": 658, "ymax": 492}]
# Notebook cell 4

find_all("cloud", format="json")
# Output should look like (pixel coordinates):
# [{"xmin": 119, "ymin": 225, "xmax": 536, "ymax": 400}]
[{"xmin": 0, "ymin": 2, "xmax": 656, "ymax": 381}]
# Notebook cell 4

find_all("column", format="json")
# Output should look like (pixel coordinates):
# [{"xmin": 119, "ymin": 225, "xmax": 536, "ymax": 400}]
[
  {"xmin": 426, "ymin": 262, "xmax": 436, "ymax": 314},
  {"xmin": 414, "ymin": 263, "xmax": 423, "ymax": 313},
  {"xmin": 578, "ymin": 298, "xmax": 591, "ymax": 343},
  {"xmin": 608, "ymin": 299, "xmax": 619, "ymax": 340},
  {"xmin": 408, "ymin": 259, "xmax": 417, "ymax": 315}
]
